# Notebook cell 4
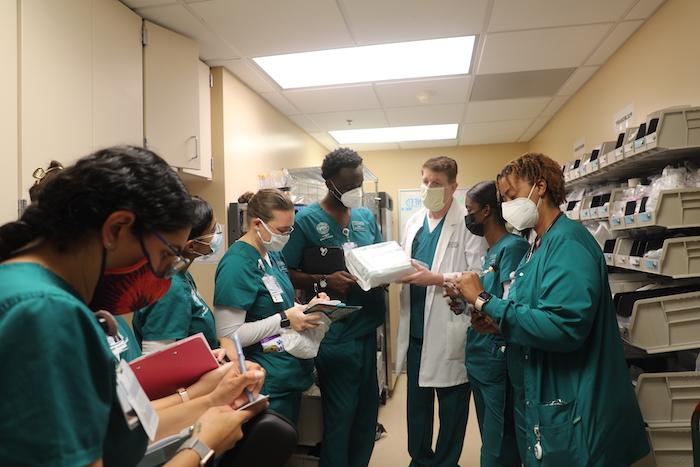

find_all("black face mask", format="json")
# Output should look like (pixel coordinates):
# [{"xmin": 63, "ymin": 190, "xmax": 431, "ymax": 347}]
[{"xmin": 465, "ymin": 213, "xmax": 485, "ymax": 237}]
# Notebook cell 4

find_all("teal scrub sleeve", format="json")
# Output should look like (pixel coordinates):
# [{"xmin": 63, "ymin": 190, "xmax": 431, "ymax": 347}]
[
  {"xmin": 282, "ymin": 220, "xmax": 308, "ymax": 269},
  {"xmin": 0, "ymin": 296, "xmax": 112, "ymax": 466},
  {"xmin": 498, "ymin": 241, "xmax": 529, "ymax": 286},
  {"xmin": 483, "ymin": 239, "xmax": 599, "ymax": 352},
  {"xmin": 214, "ymin": 255, "xmax": 260, "ymax": 310},
  {"xmin": 138, "ymin": 278, "xmax": 192, "ymax": 341}
]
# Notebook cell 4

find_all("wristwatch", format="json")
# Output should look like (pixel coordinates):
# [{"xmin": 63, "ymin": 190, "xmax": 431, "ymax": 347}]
[
  {"xmin": 279, "ymin": 310, "xmax": 291, "ymax": 328},
  {"xmin": 177, "ymin": 387, "xmax": 190, "ymax": 402},
  {"xmin": 176, "ymin": 437, "xmax": 214, "ymax": 465},
  {"xmin": 474, "ymin": 291, "xmax": 493, "ymax": 312},
  {"xmin": 319, "ymin": 275, "xmax": 328, "ymax": 289}
]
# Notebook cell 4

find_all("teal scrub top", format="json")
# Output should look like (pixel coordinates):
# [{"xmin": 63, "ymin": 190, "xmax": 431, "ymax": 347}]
[
  {"xmin": 282, "ymin": 203, "xmax": 387, "ymax": 342},
  {"xmin": 133, "ymin": 271, "xmax": 218, "ymax": 349},
  {"xmin": 466, "ymin": 233, "xmax": 529, "ymax": 382},
  {"xmin": 409, "ymin": 215, "xmax": 445, "ymax": 339},
  {"xmin": 112, "ymin": 316, "xmax": 142, "ymax": 362},
  {"xmin": 483, "ymin": 216, "xmax": 649, "ymax": 466},
  {"xmin": 214, "ymin": 242, "xmax": 313, "ymax": 396},
  {"xmin": 0, "ymin": 263, "xmax": 148, "ymax": 467}
]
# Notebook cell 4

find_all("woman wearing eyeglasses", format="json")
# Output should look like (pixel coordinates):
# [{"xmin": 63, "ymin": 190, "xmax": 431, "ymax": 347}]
[
  {"xmin": 215, "ymin": 189, "xmax": 326, "ymax": 425},
  {"xmin": 0, "ymin": 147, "xmax": 266, "ymax": 467},
  {"xmin": 134, "ymin": 195, "xmax": 225, "ymax": 354}
]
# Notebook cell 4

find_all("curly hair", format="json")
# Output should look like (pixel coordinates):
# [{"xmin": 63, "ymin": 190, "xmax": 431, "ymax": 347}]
[
  {"xmin": 0, "ymin": 146, "xmax": 194, "ymax": 260},
  {"xmin": 499, "ymin": 152, "xmax": 567, "ymax": 206},
  {"xmin": 321, "ymin": 147, "xmax": 363, "ymax": 180}
]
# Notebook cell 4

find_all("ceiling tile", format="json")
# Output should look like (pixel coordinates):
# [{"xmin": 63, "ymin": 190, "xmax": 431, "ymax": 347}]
[
  {"xmin": 209, "ymin": 58, "xmax": 277, "ymax": 93},
  {"xmin": 557, "ymin": 66, "xmax": 599, "ymax": 95},
  {"xmin": 471, "ymin": 68, "xmax": 575, "ymax": 100},
  {"xmin": 136, "ymin": 3, "xmax": 238, "ymax": 60},
  {"xmin": 625, "ymin": 0, "xmax": 665, "ymax": 20},
  {"xmin": 519, "ymin": 117, "xmax": 551, "ymax": 142},
  {"xmin": 347, "ymin": 143, "xmax": 401, "ymax": 152},
  {"xmin": 374, "ymin": 76, "xmax": 471, "ymax": 108},
  {"xmin": 399, "ymin": 139, "xmax": 459, "ymax": 149},
  {"xmin": 464, "ymin": 97, "xmax": 550, "ymax": 123},
  {"xmin": 189, "ymin": 0, "xmax": 354, "ymax": 57},
  {"xmin": 309, "ymin": 132, "xmax": 337, "ymax": 151},
  {"xmin": 540, "ymin": 96, "xmax": 570, "ymax": 117},
  {"xmin": 385, "ymin": 104, "xmax": 464, "ymax": 126},
  {"xmin": 283, "ymin": 85, "xmax": 381, "ymax": 114},
  {"xmin": 585, "ymin": 20, "xmax": 643, "ymax": 66},
  {"xmin": 488, "ymin": 0, "xmax": 636, "ymax": 32},
  {"xmin": 478, "ymin": 24, "xmax": 612, "ymax": 74},
  {"xmin": 259, "ymin": 92, "xmax": 300, "ymax": 115},
  {"xmin": 121, "ymin": 0, "xmax": 176, "ymax": 8},
  {"xmin": 459, "ymin": 119, "xmax": 532, "ymax": 145},
  {"xmin": 288, "ymin": 114, "xmax": 322, "ymax": 133},
  {"xmin": 339, "ymin": 0, "xmax": 488, "ymax": 45},
  {"xmin": 306, "ymin": 109, "xmax": 388, "ymax": 131}
]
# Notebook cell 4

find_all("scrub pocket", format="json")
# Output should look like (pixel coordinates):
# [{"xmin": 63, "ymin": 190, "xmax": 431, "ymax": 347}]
[
  {"xmin": 446, "ymin": 320, "xmax": 468, "ymax": 360},
  {"xmin": 535, "ymin": 399, "xmax": 589, "ymax": 466}
]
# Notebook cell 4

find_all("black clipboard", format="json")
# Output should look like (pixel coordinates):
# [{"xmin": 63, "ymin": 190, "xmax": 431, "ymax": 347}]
[{"xmin": 300, "ymin": 246, "xmax": 347, "ymax": 301}]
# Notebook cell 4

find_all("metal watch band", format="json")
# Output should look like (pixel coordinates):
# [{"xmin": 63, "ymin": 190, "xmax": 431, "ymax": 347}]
[{"xmin": 177, "ymin": 437, "xmax": 215, "ymax": 465}]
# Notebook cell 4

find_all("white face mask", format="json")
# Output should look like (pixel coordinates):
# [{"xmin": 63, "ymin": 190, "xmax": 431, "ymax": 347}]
[
  {"xmin": 421, "ymin": 184, "xmax": 446, "ymax": 212},
  {"xmin": 330, "ymin": 181, "xmax": 364, "ymax": 209},
  {"xmin": 501, "ymin": 184, "xmax": 540, "ymax": 231},
  {"xmin": 257, "ymin": 221, "xmax": 290, "ymax": 252}
]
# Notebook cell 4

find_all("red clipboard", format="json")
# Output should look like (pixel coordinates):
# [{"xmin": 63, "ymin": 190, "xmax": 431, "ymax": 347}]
[{"xmin": 129, "ymin": 333, "xmax": 219, "ymax": 400}]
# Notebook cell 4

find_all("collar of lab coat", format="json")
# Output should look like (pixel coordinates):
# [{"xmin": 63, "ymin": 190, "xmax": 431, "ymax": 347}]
[{"xmin": 403, "ymin": 196, "xmax": 466, "ymax": 273}]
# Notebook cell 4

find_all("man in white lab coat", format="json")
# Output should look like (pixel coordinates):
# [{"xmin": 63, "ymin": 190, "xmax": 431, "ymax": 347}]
[{"xmin": 397, "ymin": 156, "xmax": 487, "ymax": 467}]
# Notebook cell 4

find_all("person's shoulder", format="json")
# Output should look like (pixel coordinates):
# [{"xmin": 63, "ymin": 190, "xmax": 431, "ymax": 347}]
[
  {"xmin": 503, "ymin": 233, "xmax": 530, "ymax": 251},
  {"xmin": 295, "ymin": 203, "xmax": 321, "ymax": 221}
]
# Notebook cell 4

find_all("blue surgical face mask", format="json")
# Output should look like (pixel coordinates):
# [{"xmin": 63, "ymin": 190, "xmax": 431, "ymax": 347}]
[{"xmin": 192, "ymin": 223, "xmax": 224, "ymax": 260}]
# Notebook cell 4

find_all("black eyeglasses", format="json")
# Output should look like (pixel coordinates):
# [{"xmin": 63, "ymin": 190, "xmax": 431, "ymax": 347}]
[{"xmin": 141, "ymin": 232, "xmax": 190, "ymax": 279}]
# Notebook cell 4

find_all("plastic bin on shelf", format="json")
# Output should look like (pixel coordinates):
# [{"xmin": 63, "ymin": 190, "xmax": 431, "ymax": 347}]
[
  {"xmin": 614, "ymin": 237, "xmax": 634, "ymax": 268},
  {"xmin": 642, "ymin": 236, "xmax": 700, "ymax": 278},
  {"xmin": 622, "ymin": 291, "xmax": 700, "ymax": 353},
  {"xmin": 632, "ymin": 122, "xmax": 649, "ymax": 156},
  {"xmin": 636, "ymin": 371, "xmax": 700, "ymax": 467},
  {"xmin": 610, "ymin": 189, "xmax": 639, "ymax": 231},
  {"xmin": 564, "ymin": 199, "xmax": 581, "ymax": 220},
  {"xmin": 603, "ymin": 239, "xmax": 617, "ymax": 266},
  {"xmin": 643, "ymin": 106, "xmax": 700, "ymax": 154},
  {"xmin": 636, "ymin": 188, "xmax": 700, "ymax": 229},
  {"xmin": 623, "ymin": 126, "xmax": 640, "ymax": 158}
]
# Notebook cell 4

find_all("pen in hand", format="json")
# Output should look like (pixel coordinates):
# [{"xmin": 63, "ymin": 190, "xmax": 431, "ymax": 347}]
[{"xmin": 232, "ymin": 333, "xmax": 255, "ymax": 403}]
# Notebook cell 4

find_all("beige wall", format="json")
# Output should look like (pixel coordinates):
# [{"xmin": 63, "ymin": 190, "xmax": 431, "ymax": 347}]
[
  {"xmin": 529, "ymin": 0, "xmax": 700, "ymax": 161},
  {"xmin": 0, "ymin": 0, "xmax": 18, "ymax": 223},
  {"xmin": 187, "ymin": 67, "xmax": 328, "ymax": 303}
]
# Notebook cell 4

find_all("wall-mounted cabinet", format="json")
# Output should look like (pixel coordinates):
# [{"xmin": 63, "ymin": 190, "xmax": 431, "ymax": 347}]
[
  {"xmin": 143, "ymin": 20, "xmax": 201, "ymax": 170},
  {"xmin": 182, "ymin": 61, "xmax": 213, "ymax": 180}
]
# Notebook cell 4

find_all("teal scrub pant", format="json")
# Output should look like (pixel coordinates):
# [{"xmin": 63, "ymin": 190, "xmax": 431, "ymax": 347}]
[
  {"xmin": 268, "ymin": 391, "xmax": 302, "ymax": 427},
  {"xmin": 470, "ymin": 373, "xmax": 521, "ymax": 467},
  {"xmin": 316, "ymin": 333, "xmax": 379, "ymax": 467},
  {"xmin": 407, "ymin": 337, "xmax": 470, "ymax": 467}
]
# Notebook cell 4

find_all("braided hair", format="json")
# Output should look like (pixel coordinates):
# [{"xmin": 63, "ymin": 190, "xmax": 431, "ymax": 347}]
[
  {"xmin": 0, "ymin": 146, "xmax": 194, "ymax": 261},
  {"xmin": 499, "ymin": 152, "xmax": 567, "ymax": 206}
]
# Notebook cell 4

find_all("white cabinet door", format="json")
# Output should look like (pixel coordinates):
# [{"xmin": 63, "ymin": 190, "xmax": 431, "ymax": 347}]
[
  {"xmin": 92, "ymin": 0, "xmax": 143, "ymax": 150},
  {"xmin": 183, "ymin": 61, "xmax": 213, "ymax": 180},
  {"xmin": 20, "ymin": 0, "xmax": 93, "ymax": 196},
  {"xmin": 143, "ymin": 20, "xmax": 200, "ymax": 169},
  {"xmin": 0, "ymin": 0, "xmax": 19, "ymax": 223}
]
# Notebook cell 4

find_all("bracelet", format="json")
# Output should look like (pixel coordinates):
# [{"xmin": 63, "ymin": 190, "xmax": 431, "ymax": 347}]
[{"xmin": 177, "ymin": 387, "xmax": 190, "ymax": 403}]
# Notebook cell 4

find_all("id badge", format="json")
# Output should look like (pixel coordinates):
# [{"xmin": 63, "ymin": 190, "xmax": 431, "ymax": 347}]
[
  {"xmin": 116, "ymin": 360, "xmax": 159, "ymax": 440},
  {"xmin": 107, "ymin": 333, "xmax": 129, "ymax": 359},
  {"xmin": 262, "ymin": 274, "xmax": 284, "ymax": 303},
  {"xmin": 261, "ymin": 335, "xmax": 285, "ymax": 353},
  {"xmin": 342, "ymin": 242, "xmax": 357, "ymax": 253}
]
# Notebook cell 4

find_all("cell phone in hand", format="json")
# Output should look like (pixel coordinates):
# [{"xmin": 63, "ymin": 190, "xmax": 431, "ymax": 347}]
[{"xmin": 237, "ymin": 394, "xmax": 269, "ymax": 411}]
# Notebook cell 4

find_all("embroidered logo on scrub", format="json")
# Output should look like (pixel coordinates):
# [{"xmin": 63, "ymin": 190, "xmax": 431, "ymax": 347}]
[
  {"xmin": 316, "ymin": 222, "xmax": 330, "ymax": 235},
  {"xmin": 351, "ymin": 220, "xmax": 366, "ymax": 232}
]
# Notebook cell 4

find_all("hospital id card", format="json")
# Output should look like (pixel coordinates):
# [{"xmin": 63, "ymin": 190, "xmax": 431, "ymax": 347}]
[
  {"xmin": 262, "ymin": 274, "xmax": 284, "ymax": 303},
  {"xmin": 116, "ymin": 359, "xmax": 159, "ymax": 440}
]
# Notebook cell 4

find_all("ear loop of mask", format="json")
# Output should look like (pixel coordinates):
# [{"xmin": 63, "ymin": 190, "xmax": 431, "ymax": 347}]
[{"xmin": 328, "ymin": 180, "xmax": 345, "ymax": 203}]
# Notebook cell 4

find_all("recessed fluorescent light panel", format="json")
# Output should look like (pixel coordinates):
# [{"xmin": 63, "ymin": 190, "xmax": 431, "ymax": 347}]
[
  {"xmin": 329, "ymin": 124, "xmax": 459, "ymax": 144},
  {"xmin": 254, "ymin": 36, "xmax": 475, "ymax": 89}
]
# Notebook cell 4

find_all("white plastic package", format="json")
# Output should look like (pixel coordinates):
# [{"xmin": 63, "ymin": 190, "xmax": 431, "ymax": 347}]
[
  {"xmin": 345, "ymin": 241, "xmax": 415, "ymax": 291},
  {"xmin": 280, "ymin": 314, "xmax": 332, "ymax": 359}
]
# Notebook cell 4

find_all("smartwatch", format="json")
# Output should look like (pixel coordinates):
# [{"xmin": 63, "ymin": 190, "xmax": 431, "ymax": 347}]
[
  {"xmin": 279, "ymin": 310, "xmax": 291, "ymax": 328},
  {"xmin": 474, "ymin": 291, "xmax": 493, "ymax": 312},
  {"xmin": 176, "ymin": 437, "xmax": 214, "ymax": 465}
]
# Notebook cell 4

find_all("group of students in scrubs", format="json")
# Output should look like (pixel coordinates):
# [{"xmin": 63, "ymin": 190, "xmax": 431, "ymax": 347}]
[{"xmin": 0, "ymin": 143, "xmax": 652, "ymax": 467}]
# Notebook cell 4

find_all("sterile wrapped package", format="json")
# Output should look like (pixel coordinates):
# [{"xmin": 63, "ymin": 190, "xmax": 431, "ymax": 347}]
[
  {"xmin": 345, "ymin": 241, "xmax": 415, "ymax": 291},
  {"xmin": 647, "ymin": 165, "xmax": 694, "ymax": 211},
  {"xmin": 281, "ymin": 314, "xmax": 332, "ymax": 359}
]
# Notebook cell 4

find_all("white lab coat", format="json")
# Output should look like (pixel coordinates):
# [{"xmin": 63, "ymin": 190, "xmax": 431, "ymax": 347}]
[{"xmin": 395, "ymin": 198, "xmax": 487, "ymax": 388}]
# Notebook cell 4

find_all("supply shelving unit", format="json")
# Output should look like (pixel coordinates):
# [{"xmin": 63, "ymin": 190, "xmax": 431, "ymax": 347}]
[{"xmin": 564, "ymin": 105, "xmax": 700, "ymax": 467}]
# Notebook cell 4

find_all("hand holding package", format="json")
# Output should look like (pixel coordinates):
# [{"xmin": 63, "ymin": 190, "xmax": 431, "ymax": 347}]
[
  {"xmin": 280, "ymin": 314, "xmax": 332, "ymax": 359},
  {"xmin": 345, "ymin": 241, "xmax": 415, "ymax": 291}
]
